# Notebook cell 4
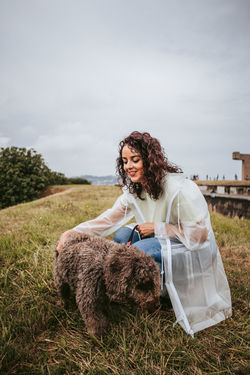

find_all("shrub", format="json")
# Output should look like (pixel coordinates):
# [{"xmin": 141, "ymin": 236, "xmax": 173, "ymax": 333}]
[
  {"xmin": 0, "ymin": 147, "xmax": 53, "ymax": 209},
  {"xmin": 49, "ymin": 171, "xmax": 69, "ymax": 185},
  {"xmin": 67, "ymin": 177, "xmax": 91, "ymax": 185}
]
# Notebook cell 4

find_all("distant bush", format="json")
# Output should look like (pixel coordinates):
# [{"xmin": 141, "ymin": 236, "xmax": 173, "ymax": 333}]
[
  {"xmin": 67, "ymin": 177, "xmax": 91, "ymax": 185},
  {"xmin": 49, "ymin": 171, "xmax": 69, "ymax": 185},
  {"xmin": 46, "ymin": 173, "xmax": 91, "ymax": 186},
  {"xmin": 0, "ymin": 147, "xmax": 53, "ymax": 208}
]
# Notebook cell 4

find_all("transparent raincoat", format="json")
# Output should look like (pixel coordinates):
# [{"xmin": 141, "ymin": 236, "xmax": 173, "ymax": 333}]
[{"xmin": 73, "ymin": 174, "xmax": 232, "ymax": 336}]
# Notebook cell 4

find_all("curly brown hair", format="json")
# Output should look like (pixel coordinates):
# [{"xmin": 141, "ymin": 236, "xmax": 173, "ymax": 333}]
[{"xmin": 116, "ymin": 131, "xmax": 182, "ymax": 200}]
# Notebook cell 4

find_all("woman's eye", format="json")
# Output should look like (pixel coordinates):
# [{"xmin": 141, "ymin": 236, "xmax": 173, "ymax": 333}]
[{"xmin": 122, "ymin": 158, "xmax": 140, "ymax": 164}]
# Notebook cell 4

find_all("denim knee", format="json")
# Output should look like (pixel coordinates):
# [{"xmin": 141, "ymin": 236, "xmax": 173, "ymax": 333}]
[
  {"xmin": 113, "ymin": 226, "xmax": 140, "ymax": 244},
  {"xmin": 133, "ymin": 238, "xmax": 162, "ymax": 269}
]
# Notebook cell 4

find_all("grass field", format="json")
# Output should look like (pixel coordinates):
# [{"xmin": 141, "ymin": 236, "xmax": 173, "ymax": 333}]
[{"xmin": 0, "ymin": 185, "xmax": 249, "ymax": 375}]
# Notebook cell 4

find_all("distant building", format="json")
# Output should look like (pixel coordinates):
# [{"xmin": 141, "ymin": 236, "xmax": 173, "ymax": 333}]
[{"xmin": 232, "ymin": 152, "xmax": 250, "ymax": 180}]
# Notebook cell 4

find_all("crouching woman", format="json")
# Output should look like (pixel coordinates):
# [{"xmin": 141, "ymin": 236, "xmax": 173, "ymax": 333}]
[{"xmin": 57, "ymin": 131, "xmax": 232, "ymax": 335}]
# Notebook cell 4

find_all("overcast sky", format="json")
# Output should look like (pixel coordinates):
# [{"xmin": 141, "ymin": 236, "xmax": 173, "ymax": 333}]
[{"xmin": 0, "ymin": 0, "xmax": 249, "ymax": 179}]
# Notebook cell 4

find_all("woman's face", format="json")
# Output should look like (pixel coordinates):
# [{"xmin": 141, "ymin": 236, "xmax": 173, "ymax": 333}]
[{"xmin": 122, "ymin": 144, "xmax": 144, "ymax": 184}]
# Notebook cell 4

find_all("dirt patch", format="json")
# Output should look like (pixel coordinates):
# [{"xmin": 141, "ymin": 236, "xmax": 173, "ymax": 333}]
[{"xmin": 38, "ymin": 186, "xmax": 71, "ymax": 198}]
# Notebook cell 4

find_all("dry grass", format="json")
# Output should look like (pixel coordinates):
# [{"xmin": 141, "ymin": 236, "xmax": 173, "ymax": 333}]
[{"xmin": 0, "ymin": 185, "xmax": 249, "ymax": 374}]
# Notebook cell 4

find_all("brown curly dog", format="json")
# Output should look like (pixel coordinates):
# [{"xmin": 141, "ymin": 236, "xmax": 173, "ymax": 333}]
[{"xmin": 54, "ymin": 232, "xmax": 161, "ymax": 336}]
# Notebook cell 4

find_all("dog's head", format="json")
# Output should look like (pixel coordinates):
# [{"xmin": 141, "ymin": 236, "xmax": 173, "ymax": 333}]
[{"xmin": 104, "ymin": 244, "xmax": 161, "ymax": 311}]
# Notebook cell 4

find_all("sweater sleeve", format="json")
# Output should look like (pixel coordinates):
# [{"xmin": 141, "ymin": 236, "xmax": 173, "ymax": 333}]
[{"xmin": 73, "ymin": 194, "xmax": 134, "ymax": 237}]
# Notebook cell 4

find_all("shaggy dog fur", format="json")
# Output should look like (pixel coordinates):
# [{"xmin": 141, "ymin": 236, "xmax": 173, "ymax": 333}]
[{"xmin": 54, "ymin": 231, "xmax": 161, "ymax": 336}]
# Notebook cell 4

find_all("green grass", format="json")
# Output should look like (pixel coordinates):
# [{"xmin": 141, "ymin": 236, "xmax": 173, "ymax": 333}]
[{"xmin": 0, "ymin": 185, "xmax": 249, "ymax": 374}]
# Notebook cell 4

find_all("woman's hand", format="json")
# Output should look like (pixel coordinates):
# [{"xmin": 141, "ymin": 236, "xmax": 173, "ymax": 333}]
[
  {"xmin": 56, "ymin": 229, "xmax": 75, "ymax": 253},
  {"xmin": 137, "ymin": 222, "xmax": 154, "ymax": 238}
]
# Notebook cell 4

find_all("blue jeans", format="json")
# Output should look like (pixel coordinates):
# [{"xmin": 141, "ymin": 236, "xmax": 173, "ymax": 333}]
[{"xmin": 113, "ymin": 226, "xmax": 162, "ymax": 269}]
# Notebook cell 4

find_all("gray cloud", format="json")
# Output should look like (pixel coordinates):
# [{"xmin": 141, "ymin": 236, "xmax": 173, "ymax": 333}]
[{"xmin": 0, "ymin": 0, "xmax": 249, "ymax": 179}]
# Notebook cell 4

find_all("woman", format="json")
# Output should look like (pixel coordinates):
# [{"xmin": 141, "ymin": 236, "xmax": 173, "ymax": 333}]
[
  {"xmin": 57, "ymin": 131, "xmax": 209, "ymax": 264},
  {"xmin": 57, "ymin": 131, "xmax": 231, "ymax": 335}
]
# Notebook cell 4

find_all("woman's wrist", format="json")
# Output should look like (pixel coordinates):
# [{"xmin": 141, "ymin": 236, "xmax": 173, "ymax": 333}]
[
  {"xmin": 154, "ymin": 222, "xmax": 178, "ymax": 239},
  {"xmin": 154, "ymin": 222, "xmax": 167, "ymax": 237}
]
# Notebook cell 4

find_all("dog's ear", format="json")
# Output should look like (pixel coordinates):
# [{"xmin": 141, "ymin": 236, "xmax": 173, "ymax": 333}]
[
  {"xmin": 131, "ymin": 256, "xmax": 160, "ymax": 290},
  {"xmin": 104, "ymin": 245, "xmax": 129, "ymax": 276},
  {"xmin": 104, "ymin": 252, "xmax": 130, "ymax": 302},
  {"xmin": 108, "ymin": 257, "xmax": 123, "ymax": 274}
]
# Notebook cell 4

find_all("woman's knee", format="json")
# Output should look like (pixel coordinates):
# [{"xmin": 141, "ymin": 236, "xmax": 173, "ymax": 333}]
[
  {"xmin": 133, "ymin": 238, "xmax": 161, "ymax": 252},
  {"xmin": 113, "ymin": 226, "xmax": 140, "ymax": 244},
  {"xmin": 113, "ymin": 227, "xmax": 132, "ymax": 244},
  {"xmin": 133, "ymin": 238, "xmax": 162, "ymax": 263}
]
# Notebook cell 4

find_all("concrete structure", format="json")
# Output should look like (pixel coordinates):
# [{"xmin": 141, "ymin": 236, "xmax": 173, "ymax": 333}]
[
  {"xmin": 232, "ymin": 152, "xmax": 250, "ymax": 180},
  {"xmin": 203, "ymin": 192, "xmax": 250, "ymax": 219},
  {"xmin": 196, "ymin": 181, "xmax": 250, "ymax": 219}
]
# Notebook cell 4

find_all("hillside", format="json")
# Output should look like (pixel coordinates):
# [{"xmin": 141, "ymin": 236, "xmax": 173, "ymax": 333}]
[
  {"xmin": 0, "ymin": 185, "xmax": 249, "ymax": 374},
  {"xmin": 81, "ymin": 175, "xmax": 119, "ymax": 185}
]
